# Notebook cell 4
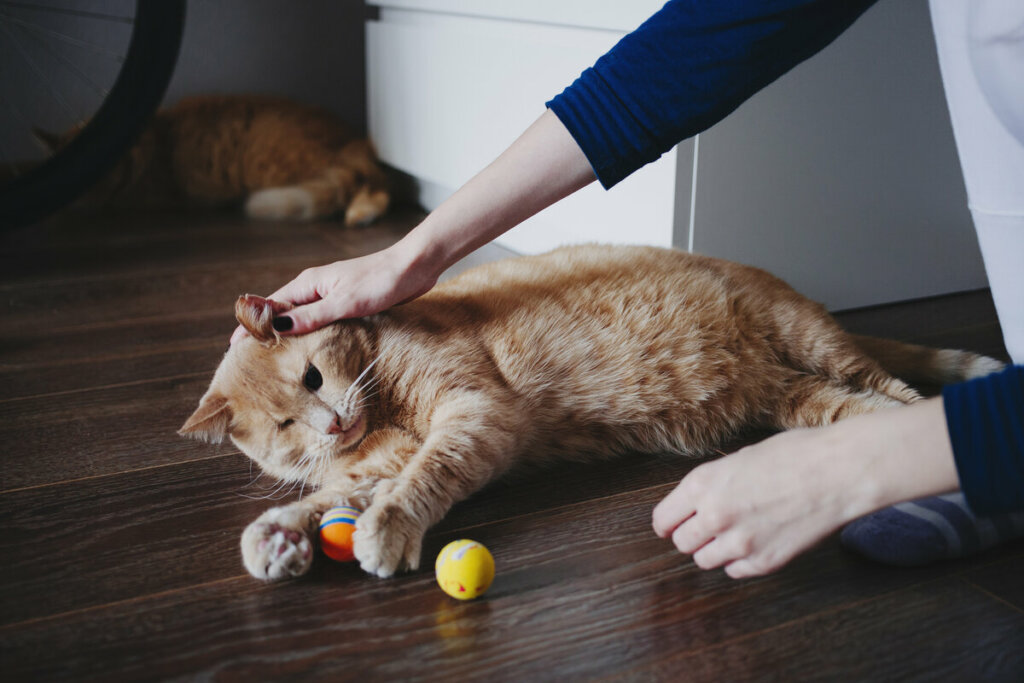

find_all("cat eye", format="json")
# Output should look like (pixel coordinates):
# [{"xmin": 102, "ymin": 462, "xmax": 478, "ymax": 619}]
[
  {"xmin": 278, "ymin": 419, "xmax": 294, "ymax": 430},
  {"xmin": 303, "ymin": 364, "xmax": 323, "ymax": 391}
]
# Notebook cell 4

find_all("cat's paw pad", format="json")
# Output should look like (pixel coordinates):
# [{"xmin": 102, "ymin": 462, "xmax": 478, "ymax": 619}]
[
  {"xmin": 353, "ymin": 499, "xmax": 423, "ymax": 578},
  {"xmin": 245, "ymin": 187, "xmax": 315, "ymax": 221},
  {"xmin": 241, "ymin": 519, "xmax": 314, "ymax": 581}
]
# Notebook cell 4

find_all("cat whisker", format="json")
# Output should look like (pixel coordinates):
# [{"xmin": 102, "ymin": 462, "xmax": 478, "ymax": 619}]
[
  {"xmin": 240, "ymin": 470, "xmax": 265, "ymax": 489},
  {"xmin": 355, "ymin": 373, "xmax": 384, "ymax": 398},
  {"xmin": 344, "ymin": 354, "xmax": 381, "ymax": 404}
]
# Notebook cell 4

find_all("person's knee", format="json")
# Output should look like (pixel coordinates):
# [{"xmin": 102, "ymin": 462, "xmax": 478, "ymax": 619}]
[{"xmin": 968, "ymin": 0, "xmax": 1024, "ymax": 145}]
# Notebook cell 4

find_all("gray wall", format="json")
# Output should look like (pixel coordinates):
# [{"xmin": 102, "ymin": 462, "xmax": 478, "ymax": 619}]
[
  {"xmin": 165, "ymin": 0, "xmax": 367, "ymax": 131},
  {"xmin": 687, "ymin": 0, "xmax": 987, "ymax": 310}
]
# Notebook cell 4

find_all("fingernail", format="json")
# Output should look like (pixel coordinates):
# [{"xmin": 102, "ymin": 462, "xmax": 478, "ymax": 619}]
[{"xmin": 272, "ymin": 316, "xmax": 293, "ymax": 332}]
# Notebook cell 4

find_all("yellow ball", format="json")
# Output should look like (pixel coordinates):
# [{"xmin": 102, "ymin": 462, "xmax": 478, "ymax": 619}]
[
  {"xmin": 319, "ymin": 506, "xmax": 360, "ymax": 562},
  {"xmin": 435, "ymin": 539, "xmax": 495, "ymax": 600}
]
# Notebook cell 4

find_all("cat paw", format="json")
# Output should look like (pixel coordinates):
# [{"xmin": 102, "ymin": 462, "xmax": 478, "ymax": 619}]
[
  {"xmin": 245, "ymin": 187, "xmax": 315, "ymax": 221},
  {"xmin": 343, "ymin": 189, "xmax": 389, "ymax": 227},
  {"xmin": 241, "ymin": 508, "xmax": 314, "ymax": 581},
  {"xmin": 353, "ymin": 498, "xmax": 424, "ymax": 578}
]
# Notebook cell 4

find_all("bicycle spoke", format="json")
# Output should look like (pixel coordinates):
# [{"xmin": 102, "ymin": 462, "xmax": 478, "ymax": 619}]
[
  {"xmin": 0, "ymin": 95, "xmax": 37, "ymax": 145},
  {"xmin": 0, "ymin": 12, "xmax": 126, "ymax": 63},
  {"xmin": 13, "ymin": 11, "xmax": 112, "ymax": 102},
  {"xmin": 0, "ymin": 131, "xmax": 23, "ymax": 178},
  {"xmin": 0, "ymin": 2, "xmax": 133, "ymax": 24},
  {"xmin": 1, "ymin": 23, "xmax": 83, "ymax": 123}
]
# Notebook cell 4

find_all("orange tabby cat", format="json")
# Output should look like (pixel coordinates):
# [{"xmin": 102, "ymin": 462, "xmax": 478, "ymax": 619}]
[
  {"xmin": 180, "ymin": 245, "xmax": 1003, "ymax": 580},
  {"xmin": 39, "ymin": 95, "xmax": 389, "ymax": 225}
]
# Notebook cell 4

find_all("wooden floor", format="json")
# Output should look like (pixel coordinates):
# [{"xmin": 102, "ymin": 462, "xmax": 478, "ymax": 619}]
[{"xmin": 1, "ymin": 208, "xmax": 1022, "ymax": 681}]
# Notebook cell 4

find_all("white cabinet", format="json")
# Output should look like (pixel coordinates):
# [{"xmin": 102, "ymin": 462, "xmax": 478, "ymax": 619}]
[
  {"xmin": 366, "ymin": 0, "xmax": 988, "ymax": 310},
  {"xmin": 366, "ymin": 1, "xmax": 679, "ymax": 254}
]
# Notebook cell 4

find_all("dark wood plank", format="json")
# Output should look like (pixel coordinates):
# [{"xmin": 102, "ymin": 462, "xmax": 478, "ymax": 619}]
[
  {"xmin": 964, "ymin": 552, "xmax": 1024, "ymax": 613},
  {"xmin": 3, "ymin": 205, "xmax": 1021, "ymax": 682},
  {"xmin": 629, "ymin": 578, "xmax": 1024, "ymax": 681},
  {"xmin": 0, "ymin": 442, "xmax": 717, "ymax": 624},
  {"xmin": 833, "ymin": 290, "xmax": 1010, "ymax": 360},
  {"xmin": 0, "ymin": 373, "xmax": 217, "ymax": 489},
  {"xmin": 0, "ymin": 209, "xmax": 415, "ymax": 284},
  {"xmin": 0, "ymin": 240, "xmax": 519, "ymax": 402},
  {"xmin": 2, "ymin": 481, "xmax": 1011, "ymax": 681},
  {"xmin": 0, "ymin": 314, "xmax": 229, "ymax": 401}
]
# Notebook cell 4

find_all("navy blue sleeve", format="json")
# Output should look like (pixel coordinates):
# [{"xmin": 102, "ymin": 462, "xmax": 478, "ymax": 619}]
[
  {"xmin": 943, "ymin": 365, "xmax": 1024, "ymax": 515},
  {"xmin": 546, "ymin": 0, "xmax": 878, "ymax": 188}
]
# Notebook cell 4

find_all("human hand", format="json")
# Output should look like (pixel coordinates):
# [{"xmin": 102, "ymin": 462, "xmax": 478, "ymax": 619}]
[
  {"xmin": 230, "ymin": 241, "xmax": 439, "ymax": 344},
  {"xmin": 651, "ymin": 399, "xmax": 958, "ymax": 578},
  {"xmin": 652, "ymin": 427, "xmax": 860, "ymax": 579}
]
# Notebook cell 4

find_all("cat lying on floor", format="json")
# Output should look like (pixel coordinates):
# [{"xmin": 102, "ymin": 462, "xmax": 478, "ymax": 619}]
[
  {"xmin": 179, "ymin": 245, "xmax": 1003, "ymax": 580},
  {"xmin": 37, "ymin": 95, "xmax": 389, "ymax": 226}
]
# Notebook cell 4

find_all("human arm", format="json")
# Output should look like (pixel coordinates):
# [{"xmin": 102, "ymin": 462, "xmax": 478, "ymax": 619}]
[
  {"xmin": 943, "ymin": 364, "xmax": 1024, "ymax": 514},
  {"xmin": 231, "ymin": 109, "xmax": 595, "ymax": 340},
  {"xmin": 651, "ymin": 364, "xmax": 1024, "ymax": 577},
  {"xmin": 652, "ymin": 396, "xmax": 962, "ymax": 578}
]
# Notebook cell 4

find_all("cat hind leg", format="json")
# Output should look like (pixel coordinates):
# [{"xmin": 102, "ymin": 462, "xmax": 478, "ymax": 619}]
[{"xmin": 772, "ymin": 374, "xmax": 909, "ymax": 430}]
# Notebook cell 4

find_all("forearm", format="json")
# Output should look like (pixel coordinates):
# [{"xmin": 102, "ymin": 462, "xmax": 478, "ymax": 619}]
[
  {"xmin": 391, "ymin": 109, "xmax": 595, "ymax": 278},
  {"xmin": 846, "ymin": 398, "xmax": 960, "ymax": 515}
]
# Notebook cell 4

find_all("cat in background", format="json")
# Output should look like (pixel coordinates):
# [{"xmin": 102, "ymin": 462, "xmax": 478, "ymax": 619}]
[
  {"xmin": 179, "ymin": 245, "xmax": 1004, "ymax": 581},
  {"xmin": 37, "ymin": 95, "xmax": 390, "ymax": 226}
]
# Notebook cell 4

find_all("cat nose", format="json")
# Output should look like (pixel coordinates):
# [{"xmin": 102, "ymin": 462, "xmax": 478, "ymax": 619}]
[{"xmin": 326, "ymin": 414, "xmax": 346, "ymax": 435}]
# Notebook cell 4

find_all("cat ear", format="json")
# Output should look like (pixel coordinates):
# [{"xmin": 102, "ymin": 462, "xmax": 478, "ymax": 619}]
[
  {"xmin": 179, "ymin": 391, "xmax": 232, "ymax": 443},
  {"xmin": 235, "ymin": 294, "xmax": 291, "ymax": 345},
  {"xmin": 32, "ymin": 126, "xmax": 63, "ymax": 152}
]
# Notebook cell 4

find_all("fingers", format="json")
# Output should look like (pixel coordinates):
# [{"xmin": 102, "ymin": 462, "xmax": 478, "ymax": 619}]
[
  {"xmin": 651, "ymin": 476, "xmax": 699, "ymax": 538},
  {"xmin": 278, "ymin": 297, "xmax": 353, "ymax": 335},
  {"xmin": 268, "ymin": 267, "xmax": 324, "ymax": 307},
  {"xmin": 670, "ymin": 516, "xmax": 712, "ymax": 555},
  {"xmin": 724, "ymin": 559, "xmax": 760, "ymax": 579}
]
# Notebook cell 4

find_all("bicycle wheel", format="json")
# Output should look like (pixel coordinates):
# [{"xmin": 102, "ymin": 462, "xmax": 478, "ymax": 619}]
[{"xmin": 0, "ymin": 0, "xmax": 185, "ymax": 228}]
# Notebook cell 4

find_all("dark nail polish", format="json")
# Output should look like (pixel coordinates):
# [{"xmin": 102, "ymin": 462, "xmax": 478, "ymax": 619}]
[{"xmin": 272, "ymin": 316, "xmax": 293, "ymax": 332}]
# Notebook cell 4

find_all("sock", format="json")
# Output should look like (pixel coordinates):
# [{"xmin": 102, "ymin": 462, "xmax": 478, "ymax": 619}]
[{"xmin": 840, "ymin": 492, "xmax": 1024, "ymax": 566}]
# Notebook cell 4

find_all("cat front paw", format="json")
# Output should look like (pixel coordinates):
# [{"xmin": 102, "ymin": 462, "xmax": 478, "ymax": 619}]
[
  {"xmin": 241, "ymin": 508, "xmax": 314, "ymax": 581},
  {"xmin": 353, "ymin": 499, "xmax": 424, "ymax": 578}
]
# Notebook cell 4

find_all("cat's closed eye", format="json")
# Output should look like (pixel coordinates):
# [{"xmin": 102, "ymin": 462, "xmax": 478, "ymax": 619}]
[
  {"xmin": 278, "ymin": 419, "xmax": 295, "ymax": 430},
  {"xmin": 304, "ymin": 365, "xmax": 323, "ymax": 391}
]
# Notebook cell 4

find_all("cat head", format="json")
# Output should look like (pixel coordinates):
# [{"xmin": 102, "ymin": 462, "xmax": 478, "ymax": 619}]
[{"xmin": 179, "ymin": 295, "xmax": 378, "ymax": 483}]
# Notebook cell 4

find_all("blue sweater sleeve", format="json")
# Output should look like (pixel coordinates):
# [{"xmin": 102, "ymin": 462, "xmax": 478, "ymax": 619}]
[
  {"xmin": 943, "ymin": 365, "xmax": 1024, "ymax": 515},
  {"xmin": 547, "ymin": 0, "xmax": 878, "ymax": 188}
]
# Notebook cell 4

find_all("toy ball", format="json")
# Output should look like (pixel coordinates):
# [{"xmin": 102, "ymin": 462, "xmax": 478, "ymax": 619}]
[
  {"xmin": 319, "ymin": 506, "xmax": 361, "ymax": 562},
  {"xmin": 435, "ymin": 539, "xmax": 495, "ymax": 600}
]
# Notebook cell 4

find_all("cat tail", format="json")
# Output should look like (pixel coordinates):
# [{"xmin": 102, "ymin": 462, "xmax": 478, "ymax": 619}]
[
  {"xmin": 850, "ymin": 334, "xmax": 1005, "ymax": 385},
  {"xmin": 245, "ymin": 140, "xmax": 390, "ymax": 226}
]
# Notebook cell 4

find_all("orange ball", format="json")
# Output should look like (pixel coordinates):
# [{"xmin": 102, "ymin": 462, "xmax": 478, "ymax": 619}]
[{"xmin": 319, "ymin": 506, "xmax": 360, "ymax": 562}]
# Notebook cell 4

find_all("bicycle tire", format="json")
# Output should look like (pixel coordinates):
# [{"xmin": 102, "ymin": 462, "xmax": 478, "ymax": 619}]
[{"xmin": 0, "ymin": 0, "xmax": 186, "ymax": 229}]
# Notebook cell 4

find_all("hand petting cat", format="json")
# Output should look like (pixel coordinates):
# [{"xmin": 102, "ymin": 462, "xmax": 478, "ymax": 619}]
[
  {"xmin": 232, "ymin": 110, "xmax": 595, "ymax": 345},
  {"xmin": 230, "ymin": 241, "xmax": 441, "ymax": 344}
]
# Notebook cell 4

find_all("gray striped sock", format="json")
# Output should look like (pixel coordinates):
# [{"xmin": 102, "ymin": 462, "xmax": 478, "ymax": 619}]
[{"xmin": 840, "ymin": 492, "xmax": 1024, "ymax": 566}]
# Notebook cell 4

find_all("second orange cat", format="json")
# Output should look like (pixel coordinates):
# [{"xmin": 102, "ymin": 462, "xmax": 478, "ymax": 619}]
[{"xmin": 39, "ymin": 95, "xmax": 390, "ymax": 225}]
